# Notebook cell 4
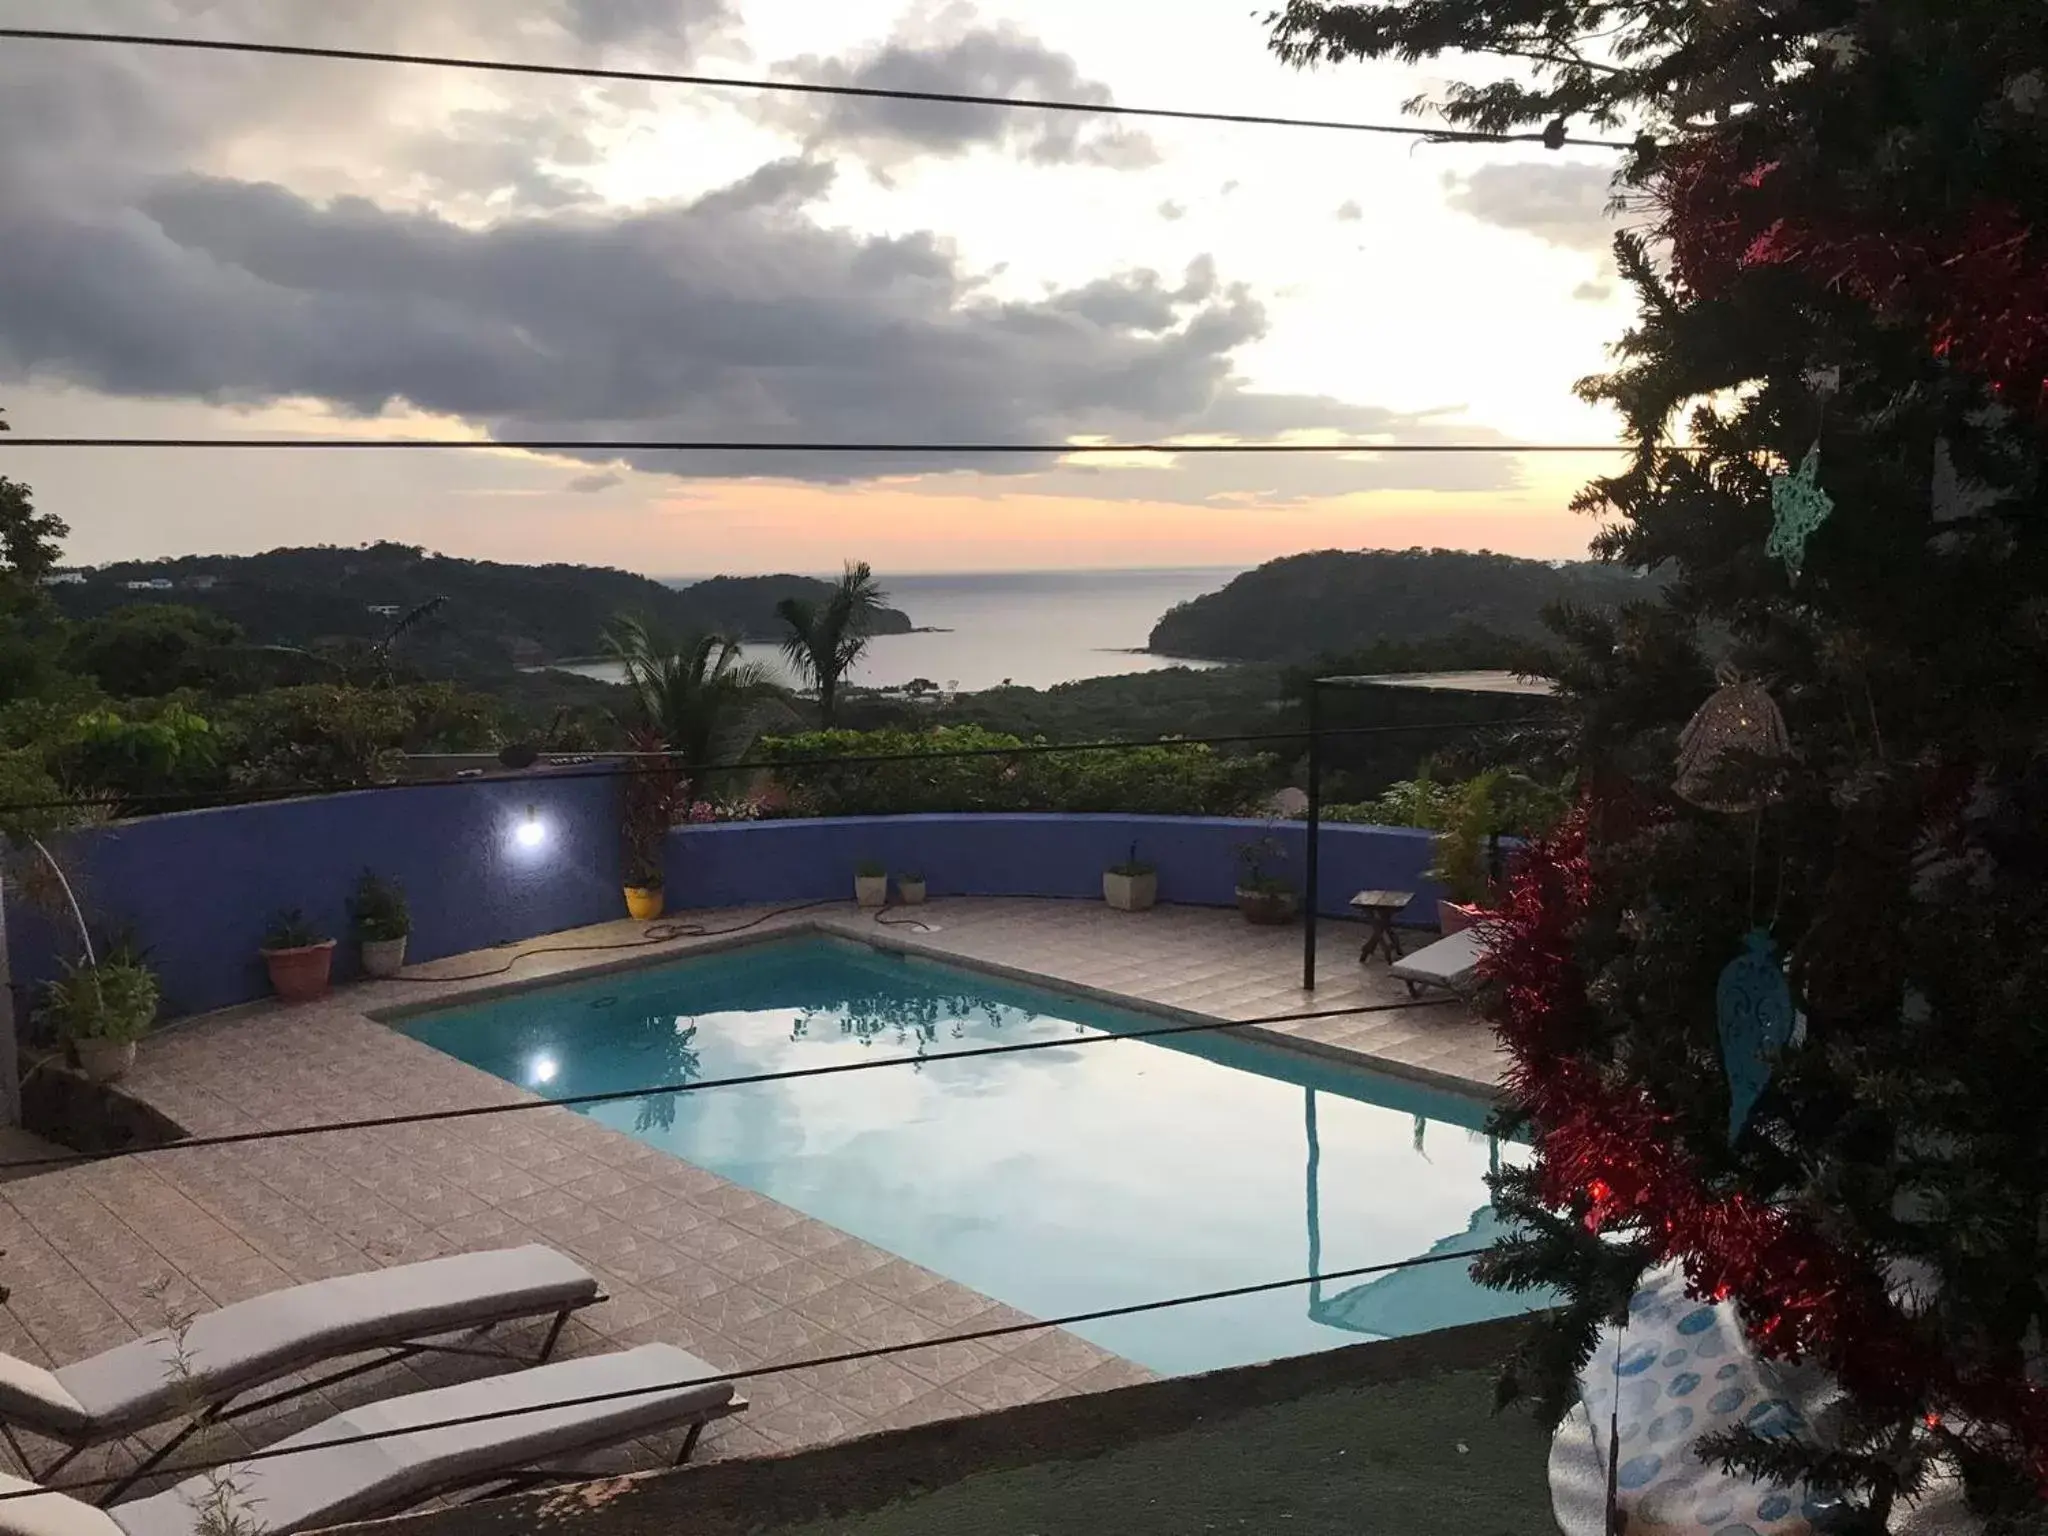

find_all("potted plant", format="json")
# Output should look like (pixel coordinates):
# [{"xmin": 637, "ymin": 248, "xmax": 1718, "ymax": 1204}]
[
  {"xmin": 1427, "ymin": 771, "xmax": 1504, "ymax": 934},
  {"xmin": 40, "ymin": 953, "xmax": 159, "ymax": 1083},
  {"xmin": 620, "ymin": 741, "xmax": 676, "ymax": 921},
  {"xmin": 897, "ymin": 870, "xmax": 927, "ymax": 906},
  {"xmin": 1104, "ymin": 843, "xmax": 1158, "ymax": 912},
  {"xmin": 350, "ymin": 870, "xmax": 410, "ymax": 978},
  {"xmin": 261, "ymin": 909, "xmax": 336, "ymax": 1001},
  {"xmin": 854, "ymin": 860, "xmax": 889, "ymax": 908},
  {"xmin": 1234, "ymin": 836, "xmax": 1299, "ymax": 926}
]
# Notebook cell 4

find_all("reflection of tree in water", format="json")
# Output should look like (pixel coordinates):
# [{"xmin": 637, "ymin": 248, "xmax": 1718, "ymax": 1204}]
[
  {"xmin": 789, "ymin": 981, "xmax": 1026, "ymax": 1060},
  {"xmin": 627, "ymin": 1018, "xmax": 701, "ymax": 1134}
]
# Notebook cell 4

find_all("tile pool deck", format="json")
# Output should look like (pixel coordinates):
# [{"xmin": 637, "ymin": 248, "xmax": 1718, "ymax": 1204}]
[{"xmin": 0, "ymin": 898, "xmax": 1504, "ymax": 1493}]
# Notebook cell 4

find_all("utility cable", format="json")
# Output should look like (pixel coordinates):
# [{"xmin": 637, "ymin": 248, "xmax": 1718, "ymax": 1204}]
[
  {"xmin": 0, "ymin": 993, "xmax": 1462, "ymax": 1172},
  {"xmin": 1, "ymin": 1243, "xmax": 1494, "ymax": 1503},
  {"xmin": 0, "ymin": 715, "xmax": 1558, "ymax": 819},
  {"xmin": 0, "ymin": 27, "xmax": 1634, "ymax": 150},
  {"xmin": 0, "ymin": 436, "xmax": 1673, "ymax": 453}
]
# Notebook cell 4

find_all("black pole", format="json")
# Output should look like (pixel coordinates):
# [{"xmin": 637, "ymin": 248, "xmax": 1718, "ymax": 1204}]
[{"xmin": 1303, "ymin": 681, "xmax": 1322, "ymax": 991}]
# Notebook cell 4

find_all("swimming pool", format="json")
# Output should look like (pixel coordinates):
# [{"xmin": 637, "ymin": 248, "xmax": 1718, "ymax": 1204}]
[{"xmin": 397, "ymin": 935, "xmax": 1535, "ymax": 1375}]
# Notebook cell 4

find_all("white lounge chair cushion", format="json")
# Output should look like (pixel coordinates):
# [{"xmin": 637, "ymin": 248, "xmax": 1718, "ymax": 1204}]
[
  {"xmin": 0, "ymin": 1476, "xmax": 122, "ymax": 1536},
  {"xmin": 43, "ymin": 1246, "xmax": 598, "ymax": 1438},
  {"xmin": 1388, "ymin": 927, "xmax": 1489, "ymax": 990},
  {"xmin": 109, "ymin": 1344, "xmax": 734, "ymax": 1536},
  {"xmin": 0, "ymin": 1359, "xmax": 90, "ymax": 1442}
]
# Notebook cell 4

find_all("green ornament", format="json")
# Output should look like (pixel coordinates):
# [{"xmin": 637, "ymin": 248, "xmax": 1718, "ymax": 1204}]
[{"xmin": 1767, "ymin": 444, "xmax": 1833, "ymax": 580}]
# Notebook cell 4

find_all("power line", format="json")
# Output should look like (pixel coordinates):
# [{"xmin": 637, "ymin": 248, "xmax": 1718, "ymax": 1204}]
[
  {"xmin": 0, "ymin": 716, "xmax": 1558, "ymax": 819},
  {"xmin": 0, "ymin": 994, "xmax": 1462, "ymax": 1173},
  {"xmin": 0, "ymin": 437, "xmax": 1671, "ymax": 454},
  {"xmin": 0, "ymin": 27, "xmax": 1634, "ymax": 150},
  {"xmin": 4, "ymin": 1244, "xmax": 1494, "ymax": 1503}
]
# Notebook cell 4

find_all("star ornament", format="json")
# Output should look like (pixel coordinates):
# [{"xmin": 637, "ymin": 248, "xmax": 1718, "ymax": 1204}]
[{"xmin": 1768, "ymin": 444, "xmax": 1834, "ymax": 581}]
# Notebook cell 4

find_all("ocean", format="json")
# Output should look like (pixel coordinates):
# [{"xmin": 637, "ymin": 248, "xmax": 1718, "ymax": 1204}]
[{"xmin": 560, "ymin": 567, "xmax": 1240, "ymax": 694}]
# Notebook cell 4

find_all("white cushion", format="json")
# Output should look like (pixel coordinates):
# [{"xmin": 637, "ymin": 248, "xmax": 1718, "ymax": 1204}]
[
  {"xmin": 0, "ymin": 1475, "xmax": 123, "ymax": 1536},
  {"xmin": 110, "ymin": 1345, "xmax": 734, "ymax": 1536},
  {"xmin": 1388, "ymin": 927, "xmax": 1488, "ymax": 988},
  {"xmin": 53, "ymin": 1246, "xmax": 598, "ymax": 1436},
  {"xmin": 0, "ymin": 1356, "xmax": 91, "ymax": 1441}
]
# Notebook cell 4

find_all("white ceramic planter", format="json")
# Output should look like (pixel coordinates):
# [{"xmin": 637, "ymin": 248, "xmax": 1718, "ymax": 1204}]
[
  {"xmin": 360, "ymin": 935, "xmax": 409, "ymax": 978},
  {"xmin": 1103, "ymin": 869, "xmax": 1158, "ymax": 912},
  {"xmin": 898, "ymin": 879, "xmax": 927, "ymax": 906},
  {"xmin": 74, "ymin": 1039, "xmax": 137, "ymax": 1084},
  {"xmin": 855, "ymin": 874, "xmax": 889, "ymax": 909}
]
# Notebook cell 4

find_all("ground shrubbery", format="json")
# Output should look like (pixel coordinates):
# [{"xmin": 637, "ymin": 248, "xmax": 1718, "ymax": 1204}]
[{"xmin": 752, "ymin": 725, "xmax": 1274, "ymax": 818}]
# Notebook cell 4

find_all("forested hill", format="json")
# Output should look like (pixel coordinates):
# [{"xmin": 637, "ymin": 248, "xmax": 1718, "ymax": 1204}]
[
  {"xmin": 1146, "ymin": 548, "xmax": 1655, "ymax": 662},
  {"xmin": 49, "ymin": 544, "xmax": 915, "ymax": 676}
]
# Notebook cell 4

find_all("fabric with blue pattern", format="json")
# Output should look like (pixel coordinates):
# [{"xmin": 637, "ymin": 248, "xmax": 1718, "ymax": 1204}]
[{"xmin": 1576, "ymin": 1262, "xmax": 1819, "ymax": 1535}]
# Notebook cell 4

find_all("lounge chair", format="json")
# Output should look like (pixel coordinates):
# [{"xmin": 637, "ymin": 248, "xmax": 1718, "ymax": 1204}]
[
  {"xmin": 0, "ymin": 1246, "xmax": 603, "ymax": 1493},
  {"xmin": 1387, "ymin": 926, "xmax": 1490, "ymax": 998},
  {"xmin": 0, "ymin": 1343, "xmax": 746, "ymax": 1536}
]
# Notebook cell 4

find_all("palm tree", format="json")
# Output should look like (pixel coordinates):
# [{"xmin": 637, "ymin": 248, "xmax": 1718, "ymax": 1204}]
[
  {"xmin": 602, "ymin": 616, "xmax": 768, "ymax": 783},
  {"xmin": 776, "ymin": 561, "xmax": 888, "ymax": 727}
]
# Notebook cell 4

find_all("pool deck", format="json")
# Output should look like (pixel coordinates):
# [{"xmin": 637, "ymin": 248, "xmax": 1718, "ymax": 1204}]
[{"xmin": 1, "ymin": 898, "xmax": 1503, "ymax": 1495}]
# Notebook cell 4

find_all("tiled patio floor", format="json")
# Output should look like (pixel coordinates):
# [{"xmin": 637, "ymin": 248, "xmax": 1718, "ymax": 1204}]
[{"xmin": 0, "ymin": 898, "xmax": 1501, "ymax": 1497}]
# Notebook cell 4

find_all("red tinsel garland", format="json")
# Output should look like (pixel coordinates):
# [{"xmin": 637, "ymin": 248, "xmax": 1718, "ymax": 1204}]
[
  {"xmin": 1483, "ymin": 817, "xmax": 2048, "ymax": 1479},
  {"xmin": 1659, "ymin": 143, "xmax": 2048, "ymax": 413}
]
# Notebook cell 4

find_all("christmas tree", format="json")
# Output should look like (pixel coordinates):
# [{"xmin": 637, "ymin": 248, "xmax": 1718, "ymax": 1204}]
[{"xmin": 1267, "ymin": 2, "xmax": 2048, "ymax": 1528}]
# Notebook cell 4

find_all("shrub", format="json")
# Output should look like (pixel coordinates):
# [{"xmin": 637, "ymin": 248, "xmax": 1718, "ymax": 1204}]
[
  {"xmin": 757, "ymin": 727, "xmax": 1271, "ymax": 818},
  {"xmin": 350, "ymin": 871, "xmax": 410, "ymax": 941},
  {"xmin": 39, "ymin": 955, "xmax": 159, "ymax": 1044}
]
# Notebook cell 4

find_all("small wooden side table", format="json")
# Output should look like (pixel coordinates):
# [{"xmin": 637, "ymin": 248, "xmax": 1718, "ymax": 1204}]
[{"xmin": 1349, "ymin": 889, "xmax": 1415, "ymax": 966}]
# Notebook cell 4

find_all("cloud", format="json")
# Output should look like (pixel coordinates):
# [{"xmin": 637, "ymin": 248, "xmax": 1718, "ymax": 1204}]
[
  {"xmin": 1335, "ymin": 200, "xmax": 1362, "ymax": 222},
  {"xmin": 0, "ymin": 0, "xmax": 1518, "ymax": 507},
  {"xmin": 755, "ymin": 14, "xmax": 1157, "ymax": 171},
  {"xmin": 1442, "ymin": 162, "xmax": 1617, "ymax": 252},
  {"xmin": 1157, "ymin": 199, "xmax": 1186, "ymax": 222},
  {"xmin": 1572, "ymin": 280, "xmax": 1614, "ymax": 303},
  {"xmin": 566, "ymin": 470, "xmax": 625, "ymax": 493}
]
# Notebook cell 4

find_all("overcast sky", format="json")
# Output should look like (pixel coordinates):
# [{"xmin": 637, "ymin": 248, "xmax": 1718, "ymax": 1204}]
[{"xmin": 0, "ymin": 0, "xmax": 1634, "ymax": 574}]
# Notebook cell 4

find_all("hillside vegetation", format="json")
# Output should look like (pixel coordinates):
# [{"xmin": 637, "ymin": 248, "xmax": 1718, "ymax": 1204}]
[
  {"xmin": 1148, "ymin": 548, "xmax": 1653, "ymax": 662},
  {"xmin": 53, "ymin": 543, "xmax": 914, "ymax": 679}
]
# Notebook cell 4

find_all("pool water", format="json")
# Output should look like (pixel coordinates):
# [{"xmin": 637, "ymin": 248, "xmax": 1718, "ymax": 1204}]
[{"xmin": 397, "ymin": 936, "xmax": 1537, "ymax": 1375}]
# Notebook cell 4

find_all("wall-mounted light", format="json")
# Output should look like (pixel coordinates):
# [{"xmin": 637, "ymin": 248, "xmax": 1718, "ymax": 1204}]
[{"xmin": 515, "ymin": 805, "xmax": 546, "ymax": 851}]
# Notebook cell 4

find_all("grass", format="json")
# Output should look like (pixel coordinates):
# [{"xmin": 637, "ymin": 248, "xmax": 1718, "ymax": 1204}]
[{"xmin": 769, "ymin": 1368, "xmax": 1553, "ymax": 1536}]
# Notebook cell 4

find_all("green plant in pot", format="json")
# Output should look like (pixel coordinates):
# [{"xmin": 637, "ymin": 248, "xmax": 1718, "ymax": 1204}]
[
  {"xmin": 1424, "ymin": 770, "xmax": 1570, "ymax": 933},
  {"xmin": 260, "ymin": 908, "xmax": 335, "ymax": 1002},
  {"xmin": 896, "ymin": 869, "xmax": 927, "ymax": 906},
  {"xmin": 39, "ymin": 952, "xmax": 159, "ymax": 1084},
  {"xmin": 1104, "ymin": 841, "xmax": 1158, "ymax": 912},
  {"xmin": 854, "ymin": 859, "xmax": 889, "ymax": 909},
  {"xmin": 1234, "ymin": 835, "xmax": 1299, "ymax": 926},
  {"xmin": 350, "ymin": 870, "xmax": 410, "ymax": 979}
]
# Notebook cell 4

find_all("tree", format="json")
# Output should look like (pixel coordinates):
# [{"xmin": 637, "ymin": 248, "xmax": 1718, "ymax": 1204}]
[
  {"xmin": 1269, "ymin": 3, "xmax": 2048, "ymax": 1527},
  {"xmin": 0, "ymin": 475, "xmax": 68, "ymax": 587},
  {"xmin": 776, "ymin": 561, "xmax": 888, "ymax": 727},
  {"xmin": 602, "ymin": 615, "xmax": 768, "ymax": 787},
  {"xmin": 66, "ymin": 605, "xmax": 243, "ymax": 698}
]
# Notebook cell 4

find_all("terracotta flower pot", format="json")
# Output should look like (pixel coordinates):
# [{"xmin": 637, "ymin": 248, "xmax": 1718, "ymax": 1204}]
[
  {"xmin": 360, "ymin": 935, "xmax": 408, "ymax": 978},
  {"xmin": 624, "ymin": 885, "xmax": 665, "ymax": 920},
  {"xmin": 1103, "ymin": 870, "xmax": 1158, "ymax": 912},
  {"xmin": 74, "ymin": 1039, "xmax": 137, "ymax": 1084},
  {"xmin": 1437, "ymin": 900, "xmax": 1484, "ymax": 935},
  {"xmin": 263, "ymin": 940, "xmax": 337, "ymax": 1002},
  {"xmin": 1236, "ymin": 887, "xmax": 1299, "ymax": 926}
]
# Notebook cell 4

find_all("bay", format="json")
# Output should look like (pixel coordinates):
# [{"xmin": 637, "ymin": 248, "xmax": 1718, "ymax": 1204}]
[{"xmin": 556, "ymin": 567, "xmax": 1239, "ymax": 694}]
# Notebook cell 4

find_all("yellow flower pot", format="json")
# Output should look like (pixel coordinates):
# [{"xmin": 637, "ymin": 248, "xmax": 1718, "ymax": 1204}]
[{"xmin": 624, "ymin": 885, "xmax": 665, "ymax": 921}]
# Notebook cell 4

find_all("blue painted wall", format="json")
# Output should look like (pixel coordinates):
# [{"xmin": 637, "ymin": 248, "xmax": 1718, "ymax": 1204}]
[
  {"xmin": 10, "ymin": 784, "xmax": 1448, "ymax": 1021},
  {"xmin": 9, "ymin": 773, "xmax": 625, "ymax": 1020},
  {"xmin": 666, "ymin": 814, "xmax": 1445, "ymax": 923}
]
